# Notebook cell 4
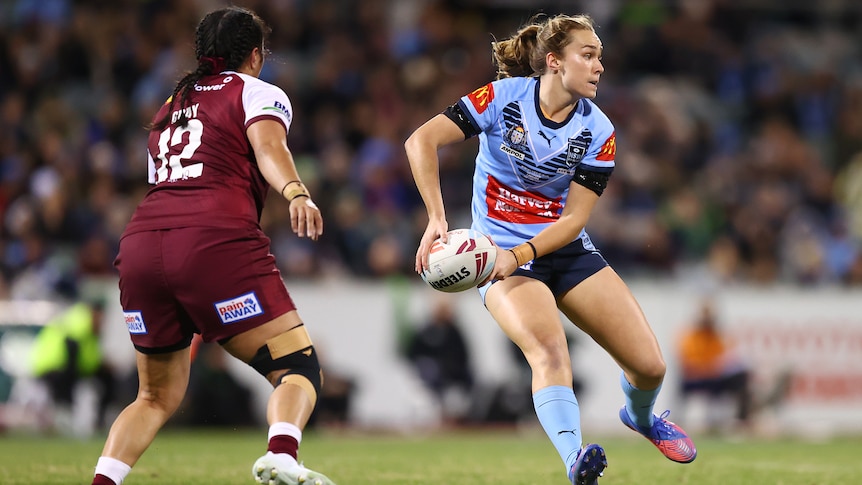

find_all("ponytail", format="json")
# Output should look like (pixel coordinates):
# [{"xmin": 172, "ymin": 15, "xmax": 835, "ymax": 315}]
[
  {"xmin": 148, "ymin": 61, "xmax": 212, "ymax": 132},
  {"xmin": 492, "ymin": 14, "xmax": 597, "ymax": 80},
  {"xmin": 492, "ymin": 25, "xmax": 540, "ymax": 79}
]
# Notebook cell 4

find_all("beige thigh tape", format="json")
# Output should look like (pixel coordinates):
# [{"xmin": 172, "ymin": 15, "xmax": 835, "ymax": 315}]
[{"xmin": 266, "ymin": 325, "xmax": 313, "ymax": 359}]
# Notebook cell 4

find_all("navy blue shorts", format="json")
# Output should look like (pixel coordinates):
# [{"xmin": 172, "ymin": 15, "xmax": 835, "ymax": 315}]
[{"xmin": 479, "ymin": 238, "xmax": 608, "ymax": 301}]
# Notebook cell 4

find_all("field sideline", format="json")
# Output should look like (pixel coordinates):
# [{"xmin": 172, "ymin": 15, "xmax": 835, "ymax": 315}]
[{"xmin": 1, "ymin": 427, "xmax": 859, "ymax": 484}]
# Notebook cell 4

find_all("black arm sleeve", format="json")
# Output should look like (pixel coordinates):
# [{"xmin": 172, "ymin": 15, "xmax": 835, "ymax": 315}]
[
  {"xmin": 443, "ymin": 102, "xmax": 480, "ymax": 139},
  {"xmin": 573, "ymin": 166, "xmax": 612, "ymax": 196}
]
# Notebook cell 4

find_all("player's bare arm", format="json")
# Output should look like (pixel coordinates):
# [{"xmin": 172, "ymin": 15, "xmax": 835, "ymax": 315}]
[
  {"xmin": 248, "ymin": 119, "xmax": 323, "ymax": 240},
  {"xmin": 405, "ymin": 113, "xmax": 467, "ymax": 272}
]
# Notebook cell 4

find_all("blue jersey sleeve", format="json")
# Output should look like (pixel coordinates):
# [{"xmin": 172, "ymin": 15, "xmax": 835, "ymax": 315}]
[
  {"xmin": 578, "ymin": 100, "xmax": 616, "ymax": 174},
  {"xmin": 458, "ymin": 82, "xmax": 501, "ymax": 133}
]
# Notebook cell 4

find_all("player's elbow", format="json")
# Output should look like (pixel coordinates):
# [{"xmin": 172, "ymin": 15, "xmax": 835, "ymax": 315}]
[{"xmin": 404, "ymin": 130, "xmax": 425, "ymax": 157}]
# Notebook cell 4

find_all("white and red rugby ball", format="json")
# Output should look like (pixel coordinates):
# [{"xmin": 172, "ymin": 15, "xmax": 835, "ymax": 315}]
[{"xmin": 421, "ymin": 229, "xmax": 496, "ymax": 293}]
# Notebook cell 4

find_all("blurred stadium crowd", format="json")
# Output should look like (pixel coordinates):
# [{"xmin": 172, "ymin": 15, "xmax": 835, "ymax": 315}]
[{"xmin": 1, "ymin": 0, "xmax": 862, "ymax": 302}]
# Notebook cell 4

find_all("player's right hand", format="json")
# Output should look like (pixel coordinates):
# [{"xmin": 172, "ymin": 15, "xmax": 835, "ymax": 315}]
[{"xmin": 290, "ymin": 196, "xmax": 323, "ymax": 240}]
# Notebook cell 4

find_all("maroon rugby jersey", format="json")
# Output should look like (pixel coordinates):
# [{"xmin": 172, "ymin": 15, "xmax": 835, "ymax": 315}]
[{"xmin": 123, "ymin": 72, "xmax": 293, "ymax": 235}]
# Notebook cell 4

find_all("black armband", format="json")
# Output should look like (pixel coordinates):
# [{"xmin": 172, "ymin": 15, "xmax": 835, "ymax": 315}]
[
  {"xmin": 443, "ymin": 102, "xmax": 480, "ymax": 139},
  {"xmin": 573, "ymin": 166, "xmax": 612, "ymax": 196}
]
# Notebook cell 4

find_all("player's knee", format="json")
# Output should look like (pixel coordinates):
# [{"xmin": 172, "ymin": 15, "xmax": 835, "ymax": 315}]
[
  {"xmin": 646, "ymin": 358, "xmax": 667, "ymax": 382},
  {"xmin": 274, "ymin": 356, "xmax": 323, "ymax": 407},
  {"xmin": 137, "ymin": 384, "xmax": 186, "ymax": 415},
  {"xmin": 522, "ymin": 338, "xmax": 569, "ymax": 370},
  {"xmin": 248, "ymin": 324, "xmax": 323, "ymax": 405},
  {"xmin": 632, "ymin": 359, "xmax": 666, "ymax": 387}
]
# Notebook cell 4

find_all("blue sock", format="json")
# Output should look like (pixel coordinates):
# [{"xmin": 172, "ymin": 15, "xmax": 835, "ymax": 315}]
[
  {"xmin": 620, "ymin": 372, "xmax": 660, "ymax": 428},
  {"xmin": 533, "ymin": 385, "xmax": 582, "ymax": 475}
]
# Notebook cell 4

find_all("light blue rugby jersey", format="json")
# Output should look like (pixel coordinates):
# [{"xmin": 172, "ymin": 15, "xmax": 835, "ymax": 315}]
[{"xmin": 457, "ymin": 76, "xmax": 616, "ymax": 251}]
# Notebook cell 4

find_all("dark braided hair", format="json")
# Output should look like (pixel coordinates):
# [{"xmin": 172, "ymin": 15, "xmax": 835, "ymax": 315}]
[{"xmin": 149, "ymin": 6, "xmax": 271, "ymax": 131}]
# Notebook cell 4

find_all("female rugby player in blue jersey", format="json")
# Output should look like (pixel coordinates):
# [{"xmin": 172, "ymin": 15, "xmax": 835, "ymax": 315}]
[{"xmin": 406, "ymin": 13, "xmax": 696, "ymax": 485}]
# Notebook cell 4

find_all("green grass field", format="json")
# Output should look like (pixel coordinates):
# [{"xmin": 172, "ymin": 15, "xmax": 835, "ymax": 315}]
[{"xmin": 1, "ymin": 427, "xmax": 859, "ymax": 484}]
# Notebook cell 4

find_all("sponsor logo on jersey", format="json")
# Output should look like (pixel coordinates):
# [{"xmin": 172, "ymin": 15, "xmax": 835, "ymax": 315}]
[
  {"xmin": 485, "ymin": 175, "xmax": 563, "ymax": 224},
  {"xmin": 124, "ymin": 311, "xmax": 147, "ymax": 335},
  {"xmin": 538, "ymin": 130, "xmax": 557, "ymax": 147},
  {"xmin": 263, "ymin": 100, "xmax": 291, "ymax": 121},
  {"xmin": 194, "ymin": 83, "xmax": 225, "ymax": 92},
  {"xmin": 214, "ymin": 292, "xmax": 264, "ymax": 324},
  {"xmin": 193, "ymin": 75, "xmax": 233, "ymax": 92},
  {"xmin": 500, "ymin": 144, "xmax": 526, "ymax": 160},
  {"xmin": 565, "ymin": 128, "xmax": 593, "ymax": 167},
  {"xmin": 596, "ymin": 132, "xmax": 616, "ymax": 161},
  {"xmin": 467, "ymin": 83, "xmax": 494, "ymax": 114}
]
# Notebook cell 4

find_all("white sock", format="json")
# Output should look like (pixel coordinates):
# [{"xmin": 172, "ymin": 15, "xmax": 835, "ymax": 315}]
[
  {"xmin": 268, "ymin": 422, "xmax": 302, "ymax": 443},
  {"xmin": 95, "ymin": 457, "xmax": 131, "ymax": 485}
]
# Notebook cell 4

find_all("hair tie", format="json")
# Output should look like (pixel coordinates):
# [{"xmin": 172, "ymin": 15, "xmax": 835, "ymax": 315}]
[{"xmin": 200, "ymin": 56, "xmax": 227, "ymax": 73}]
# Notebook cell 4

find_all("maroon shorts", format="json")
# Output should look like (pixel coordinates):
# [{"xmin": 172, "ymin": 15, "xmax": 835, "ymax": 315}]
[{"xmin": 115, "ymin": 226, "xmax": 296, "ymax": 353}]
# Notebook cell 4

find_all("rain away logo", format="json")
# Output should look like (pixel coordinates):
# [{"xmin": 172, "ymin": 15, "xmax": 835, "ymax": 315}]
[
  {"xmin": 124, "ymin": 311, "xmax": 147, "ymax": 334},
  {"xmin": 215, "ymin": 292, "xmax": 264, "ymax": 324}
]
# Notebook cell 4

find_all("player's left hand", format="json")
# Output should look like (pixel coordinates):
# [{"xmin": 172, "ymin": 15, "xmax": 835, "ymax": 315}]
[{"xmin": 487, "ymin": 245, "xmax": 519, "ymax": 281}]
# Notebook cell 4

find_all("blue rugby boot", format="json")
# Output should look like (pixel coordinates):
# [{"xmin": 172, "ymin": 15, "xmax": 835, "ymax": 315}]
[
  {"xmin": 569, "ymin": 443, "xmax": 607, "ymax": 485},
  {"xmin": 619, "ymin": 407, "xmax": 697, "ymax": 463}
]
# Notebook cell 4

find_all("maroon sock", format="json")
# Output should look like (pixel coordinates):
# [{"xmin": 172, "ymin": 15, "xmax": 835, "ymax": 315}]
[
  {"xmin": 267, "ymin": 434, "xmax": 299, "ymax": 459},
  {"xmin": 92, "ymin": 474, "xmax": 116, "ymax": 485}
]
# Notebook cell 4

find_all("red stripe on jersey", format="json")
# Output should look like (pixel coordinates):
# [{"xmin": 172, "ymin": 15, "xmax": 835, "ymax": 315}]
[{"xmin": 485, "ymin": 175, "xmax": 563, "ymax": 224}]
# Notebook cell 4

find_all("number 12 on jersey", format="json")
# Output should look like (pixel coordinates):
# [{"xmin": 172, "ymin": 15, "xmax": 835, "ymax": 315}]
[{"xmin": 150, "ymin": 119, "xmax": 205, "ymax": 184}]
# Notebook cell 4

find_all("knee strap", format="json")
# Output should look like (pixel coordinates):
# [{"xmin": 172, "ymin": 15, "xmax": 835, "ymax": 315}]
[{"xmin": 248, "ymin": 324, "xmax": 323, "ymax": 405}]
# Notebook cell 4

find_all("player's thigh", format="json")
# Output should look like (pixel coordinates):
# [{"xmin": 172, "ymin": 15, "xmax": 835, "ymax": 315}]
[
  {"xmin": 485, "ymin": 276, "xmax": 568, "ymax": 356},
  {"xmin": 558, "ymin": 266, "xmax": 665, "ymax": 378},
  {"xmin": 134, "ymin": 347, "xmax": 191, "ymax": 406}
]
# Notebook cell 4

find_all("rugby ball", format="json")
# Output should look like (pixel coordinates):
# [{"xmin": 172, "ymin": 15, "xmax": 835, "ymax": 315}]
[{"xmin": 421, "ymin": 229, "xmax": 496, "ymax": 293}]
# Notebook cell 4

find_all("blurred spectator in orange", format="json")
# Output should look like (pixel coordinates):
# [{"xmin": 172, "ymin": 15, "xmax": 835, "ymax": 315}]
[{"xmin": 676, "ymin": 298, "xmax": 752, "ymax": 432}]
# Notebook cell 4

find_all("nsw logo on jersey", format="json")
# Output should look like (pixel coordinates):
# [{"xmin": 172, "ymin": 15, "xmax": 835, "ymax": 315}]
[
  {"xmin": 215, "ymin": 292, "xmax": 264, "ymax": 325},
  {"xmin": 565, "ymin": 128, "xmax": 593, "ymax": 167},
  {"xmin": 467, "ymin": 83, "xmax": 494, "ymax": 114},
  {"xmin": 485, "ymin": 175, "xmax": 563, "ymax": 224},
  {"xmin": 124, "ymin": 311, "xmax": 147, "ymax": 335},
  {"xmin": 500, "ymin": 124, "xmax": 528, "ymax": 160}
]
